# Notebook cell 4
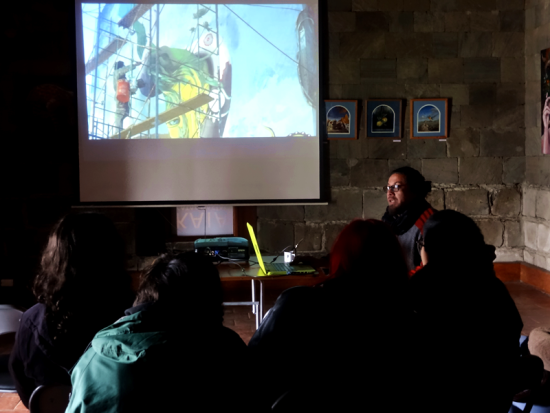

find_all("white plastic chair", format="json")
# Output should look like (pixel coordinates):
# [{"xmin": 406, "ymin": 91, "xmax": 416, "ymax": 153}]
[
  {"xmin": 0, "ymin": 305, "xmax": 23, "ymax": 335},
  {"xmin": 0, "ymin": 305, "xmax": 23, "ymax": 392}
]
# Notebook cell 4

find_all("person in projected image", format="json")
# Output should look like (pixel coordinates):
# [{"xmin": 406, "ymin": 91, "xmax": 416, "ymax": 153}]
[
  {"xmin": 381, "ymin": 166, "xmax": 435, "ymax": 276},
  {"xmin": 65, "ymin": 252, "xmax": 251, "ymax": 413},
  {"xmin": 410, "ymin": 210, "xmax": 522, "ymax": 413},
  {"xmin": 249, "ymin": 219, "xmax": 415, "ymax": 412},
  {"xmin": 112, "ymin": 60, "xmax": 142, "ymax": 136},
  {"xmin": 9, "ymin": 213, "xmax": 133, "ymax": 408}
]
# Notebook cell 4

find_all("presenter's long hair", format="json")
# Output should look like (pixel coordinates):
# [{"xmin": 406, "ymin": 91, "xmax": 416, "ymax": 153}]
[
  {"xmin": 33, "ymin": 212, "xmax": 132, "ymax": 341},
  {"xmin": 330, "ymin": 219, "xmax": 409, "ymax": 288}
]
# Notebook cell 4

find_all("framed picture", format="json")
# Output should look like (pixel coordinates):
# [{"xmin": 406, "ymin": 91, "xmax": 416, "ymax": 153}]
[
  {"xmin": 410, "ymin": 98, "xmax": 449, "ymax": 139},
  {"xmin": 541, "ymin": 48, "xmax": 550, "ymax": 154},
  {"xmin": 365, "ymin": 99, "xmax": 402, "ymax": 138},
  {"xmin": 325, "ymin": 100, "xmax": 358, "ymax": 140}
]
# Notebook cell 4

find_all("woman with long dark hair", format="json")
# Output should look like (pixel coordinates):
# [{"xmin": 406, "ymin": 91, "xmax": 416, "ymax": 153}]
[
  {"xmin": 249, "ymin": 219, "xmax": 414, "ymax": 412},
  {"xmin": 9, "ymin": 212, "xmax": 133, "ymax": 407}
]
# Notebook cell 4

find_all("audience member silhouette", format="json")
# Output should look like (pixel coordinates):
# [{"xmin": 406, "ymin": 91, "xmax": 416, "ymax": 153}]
[
  {"xmin": 9, "ymin": 212, "xmax": 133, "ymax": 407},
  {"xmin": 65, "ymin": 252, "xmax": 249, "ymax": 413},
  {"xmin": 249, "ymin": 219, "xmax": 414, "ymax": 412},
  {"xmin": 410, "ymin": 210, "xmax": 523, "ymax": 413}
]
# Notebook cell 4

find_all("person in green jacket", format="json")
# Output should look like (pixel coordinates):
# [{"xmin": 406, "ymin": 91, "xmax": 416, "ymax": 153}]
[{"xmin": 65, "ymin": 252, "xmax": 250, "ymax": 413}]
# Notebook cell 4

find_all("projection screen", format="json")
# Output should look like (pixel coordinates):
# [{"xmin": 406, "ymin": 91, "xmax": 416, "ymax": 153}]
[{"xmin": 75, "ymin": 0, "xmax": 323, "ymax": 204}]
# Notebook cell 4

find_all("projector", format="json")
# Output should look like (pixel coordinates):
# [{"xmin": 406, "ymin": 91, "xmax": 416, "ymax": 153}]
[{"xmin": 194, "ymin": 237, "xmax": 250, "ymax": 261}]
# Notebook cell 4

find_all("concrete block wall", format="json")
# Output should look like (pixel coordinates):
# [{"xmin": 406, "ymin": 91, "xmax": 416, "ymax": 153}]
[
  {"xmin": 523, "ymin": 187, "xmax": 550, "ymax": 270},
  {"xmin": 4, "ymin": 0, "xmax": 550, "ymax": 310},
  {"xmin": 524, "ymin": 0, "xmax": 550, "ymax": 272},
  {"xmin": 258, "ymin": 185, "xmax": 524, "ymax": 262},
  {"xmin": 258, "ymin": 0, "xmax": 526, "ymax": 262}
]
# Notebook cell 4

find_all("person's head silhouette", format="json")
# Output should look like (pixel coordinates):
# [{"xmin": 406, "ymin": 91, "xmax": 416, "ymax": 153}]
[
  {"xmin": 422, "ymin": 210, "xmax": 493, "ymax": 267},
  {"xmin": 330, "ymin": 219, "xmax": 408, "ymax": 288}
]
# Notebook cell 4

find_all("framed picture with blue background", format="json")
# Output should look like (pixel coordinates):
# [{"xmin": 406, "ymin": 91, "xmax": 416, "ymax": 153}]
[
  {"xmin": 325, "ymin": 100, "xmax": 358, "ymax": 140},
  {"xmin": 366, "ymin": 99, "xmax": 402, "ymax": 138},
  {"xmin": 410, "ymin": 98, "xmax": 449, "ymax": 139}
]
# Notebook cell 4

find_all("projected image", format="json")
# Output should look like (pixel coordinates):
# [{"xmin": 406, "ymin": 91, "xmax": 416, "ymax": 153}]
[{"xmin": 81, "ymin": 3, "xmax": 319, "ymax": 139}]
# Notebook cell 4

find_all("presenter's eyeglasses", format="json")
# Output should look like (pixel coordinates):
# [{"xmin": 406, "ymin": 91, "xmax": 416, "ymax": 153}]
[{"xmin": 384, "ymin": 184, "xmax": 406, "ymax": 193}]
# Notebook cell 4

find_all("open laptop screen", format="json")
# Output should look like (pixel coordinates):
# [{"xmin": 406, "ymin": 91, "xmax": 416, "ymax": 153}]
[{"xmin": 247, "ymin": 223, "xmax": 267, "ymax": 274}]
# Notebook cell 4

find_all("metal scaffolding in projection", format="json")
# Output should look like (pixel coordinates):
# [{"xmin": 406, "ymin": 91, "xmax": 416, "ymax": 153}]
[{"xmin": 84, "ymin": 3, "xmax": 225, "ymax": 140}]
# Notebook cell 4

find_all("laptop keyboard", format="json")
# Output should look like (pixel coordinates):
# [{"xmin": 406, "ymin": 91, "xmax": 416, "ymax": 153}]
[{"xmin": 268, "ymin": 263, "xmax": 291, "ymax": 272}]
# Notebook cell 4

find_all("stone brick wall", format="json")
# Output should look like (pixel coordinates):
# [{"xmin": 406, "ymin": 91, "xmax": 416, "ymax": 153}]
[
  {"xmin": 523, "ymin": 187, "xmax": 550, "ymax": 269},
  {"xmin": 524, "ymin": 0, "xmax": 550, "ymax": 271},
  {"xmin": 3, "ymin": 0, "xmax": 548, "ymax": 309},
  {"xmin": 258, "ymin": 0, "xmax": 526, "ymax": 264}
]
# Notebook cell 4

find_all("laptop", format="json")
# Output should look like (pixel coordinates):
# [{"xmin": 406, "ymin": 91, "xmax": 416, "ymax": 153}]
[{"xmin": 247, "ymin": 223, "xmax": 316, "ymax": 276}]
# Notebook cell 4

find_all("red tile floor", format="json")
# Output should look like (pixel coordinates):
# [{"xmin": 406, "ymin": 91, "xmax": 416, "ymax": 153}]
[
  {"xmin": 0, "ymin": 393, "xmax": 28, "ymax": 412},
  {"xmin": 3, "ymin": 280, "xmax": 550, "ymax": 411},
  {"xmin": 506, "ymin": 282, "xmax": 550, "ymax": 336}
]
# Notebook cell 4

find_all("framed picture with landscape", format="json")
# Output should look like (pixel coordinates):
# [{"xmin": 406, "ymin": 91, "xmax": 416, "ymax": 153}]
[
  {"xmin": 410, "ymin": 98, "xmax": 449, "ymax": 139},
  {"xmin": 325, "ymin": 100, "xmax": 358, "ymax": 140},
  {"xmin": 365, "ymin": 99, "xmax": 402, "ymax": 138}
]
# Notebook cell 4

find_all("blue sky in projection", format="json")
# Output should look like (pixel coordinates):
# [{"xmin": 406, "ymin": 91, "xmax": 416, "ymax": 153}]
[{"xmin": 82, "ymin": 4, "xmax": 317, "ymax": 137}]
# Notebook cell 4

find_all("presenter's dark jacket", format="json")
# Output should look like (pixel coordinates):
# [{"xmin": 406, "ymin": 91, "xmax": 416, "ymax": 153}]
[
  {"xmin": 9, "ymin": 303, "xmax": 85, "ymax": 407},
  {"xmin": 381, "ymin": 199, "xmax": 435, "ymax": 275},
  {"xmin": 248, "ymin": 277, "xmax": 415, "ymax": 412},
  {"xmin": 409, "ymin": 261, "xmax": 523, "ymax": 413},
  {"xmin": 65, "ymin": 302, "xmax": 249, "ymax": 413}
]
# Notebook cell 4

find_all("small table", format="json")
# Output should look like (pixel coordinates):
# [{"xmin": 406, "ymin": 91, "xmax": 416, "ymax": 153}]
[{"xmin": 219, "ymin": 256, "xmax": 325, "ymax": 329}]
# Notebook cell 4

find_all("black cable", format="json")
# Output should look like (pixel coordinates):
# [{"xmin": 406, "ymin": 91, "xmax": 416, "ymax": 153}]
[
  {"xmin": 215, "ymin": 255, "xmax": 261, "ymax": 272},
  {"xmin": 157, "ymin": 210, "xmax": 178, "ymax": 230},
  {"xmin": 223, "ymin": 5, "xmax": 311, "ymax": 74},
  {"xmin": 270, "ymin": 238, "xmax": 304, "ymax": 263},
  {"xmin": 270, "ymin": 245, "xmax": 292, "ymax": 264},
  {"xmin": 229, "ymin": 262, "xmax": 246, "ymax": 273},
  {"xmin": 215, "ymin": 254, "xmax": 247, "ymax": 272},
  {"xmin": 216, "ymin": 253, "xmax": 243, "ymax": 262}
]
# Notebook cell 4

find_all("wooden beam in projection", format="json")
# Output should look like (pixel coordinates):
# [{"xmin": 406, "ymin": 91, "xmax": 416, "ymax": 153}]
[
  {"xmin": 85, "ymin": 36, "xmax": 127, "ymax": 75},
  {"xmin": 110, "ymin": 93, "xmax": 213, "ymax": 139},
  {"xmin": 85, "ymin": 4, "xmax": 154, "ymax": 75},
  {"xmin": 118, "ymin": 4, "xmax": 154, "ymax": 29}
]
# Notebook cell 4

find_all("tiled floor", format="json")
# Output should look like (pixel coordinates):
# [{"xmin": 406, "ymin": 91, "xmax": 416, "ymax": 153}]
[
  {"xmin": 222, "ymin": 306, "xmax": 258, "ymax": 345},
  {"xmin": 2, "ymin": 280, "xmax": 550, "ymax": 411},
  {"xmin": 506, "ymin": 281, "xmax": 550, "ymax": 336},
  {"xmin": 0, "ymin": 393, "xmax": 28, "ymax": 412}
]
